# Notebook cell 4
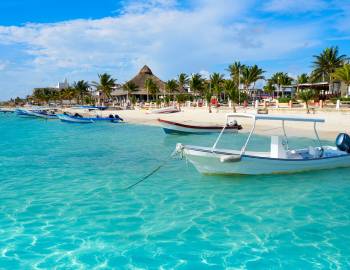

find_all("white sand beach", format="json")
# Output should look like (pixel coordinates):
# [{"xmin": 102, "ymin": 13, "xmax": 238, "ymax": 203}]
[{"xmin": 64, "ymin": 106, "xmax": 350, "ymax": 141}]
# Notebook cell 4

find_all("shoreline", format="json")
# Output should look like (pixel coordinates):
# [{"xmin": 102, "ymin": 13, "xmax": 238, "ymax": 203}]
[{"xmin": 62, "ymin": 106, "xmax": 350, "ymax": 141}]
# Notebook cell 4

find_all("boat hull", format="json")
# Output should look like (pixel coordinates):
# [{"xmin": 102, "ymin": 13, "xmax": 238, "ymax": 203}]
[
  {"xmin": 151, "ymin": 106, "xmax": 180, "ymax": 114},
  {"xmin": 159, "ymin": 119, "xmax": 241, "ymax": 134},
  {"xmin": 15, "ymin": 109, "xmax": 39, "ymax": 117},
  {"xmin": 182, "ymin": 145, "xmax": 350, "ymax": 175},
  {"xmin": 57, "ymin": 114, "xmax": 93, "ymax": 123},
  {"xmin": 0, "ymin": 109, "xmax": 14, "ymax": 113},
  {"xmin": 30, "ymin": 111, "xmax": 58, "ymax": 119},
  {"xmin": 57, "ymin": 114, "xmax": 122, "ymax": 123}
]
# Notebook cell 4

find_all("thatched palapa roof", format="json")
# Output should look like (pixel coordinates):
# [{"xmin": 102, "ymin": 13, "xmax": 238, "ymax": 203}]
[{"xmin": 128, "ymin": 65, "xmax": 165, "ymax": 95}]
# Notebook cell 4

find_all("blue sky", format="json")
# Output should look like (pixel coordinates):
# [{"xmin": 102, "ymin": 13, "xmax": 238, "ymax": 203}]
[{"xmin": 0, "ymin": 0, "xmax": 349, "ymax": 100}]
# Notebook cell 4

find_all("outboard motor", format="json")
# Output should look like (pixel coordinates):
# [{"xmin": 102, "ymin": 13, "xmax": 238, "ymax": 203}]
[
  {"xmin": 115, "ymin": 114, "xmax": 124, "ymax": 121},
  {"xmin": 336, "ymin": 133, "xmax": 350, "ymax": 153}
]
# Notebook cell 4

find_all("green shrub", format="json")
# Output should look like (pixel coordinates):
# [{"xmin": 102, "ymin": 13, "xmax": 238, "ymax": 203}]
[{"xmin": 278, "ymin": 97, "xmax": 291, "ymax": 103}]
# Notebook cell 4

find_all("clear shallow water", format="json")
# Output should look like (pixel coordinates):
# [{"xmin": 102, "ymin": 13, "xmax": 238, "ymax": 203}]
[{"xmin": 0, "ymin": 114, "xmax": 350, "ymax": 269}]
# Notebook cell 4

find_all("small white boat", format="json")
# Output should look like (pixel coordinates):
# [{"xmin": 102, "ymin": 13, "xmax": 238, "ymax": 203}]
[
  {"xmin": 175, "ymin": 113, "xmax": 350, "ymax": 175},
  {"xmin": 15, "ymin": 108, "xmax": 40, "ymax": 117},
  {"xmin": 150, "ymin": 106, "xmax": 180, "ymax": 114},
  {"xmin": 158, "ymin": 119, "xmax": 242, "ymax": 134},
  {"xmin": 57, "ymin": 113, "xmax": 123, "ymax": 123},
  {"xmin": 57, "ymin": 114, "xmax": 94, "ymax": 123},
  {"xmin": 30, "ymin": 110, "xmax": 58, "ymax": 119},
  {"xmin": 0, "ymin": 108, "xmax": 15, "ymax": 113}
]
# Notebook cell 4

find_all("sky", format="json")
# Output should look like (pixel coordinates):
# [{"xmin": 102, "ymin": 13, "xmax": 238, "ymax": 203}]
[{"xmin": 0, "ymin": 0, "xmax": 349, "ymax": 100}]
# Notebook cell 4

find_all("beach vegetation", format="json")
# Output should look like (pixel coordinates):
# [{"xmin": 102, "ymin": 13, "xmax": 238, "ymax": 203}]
[
  {"xmin": 224, "ymin": 80, "xmax": 238, "ymax": 112},
  {"xmin": 241, "ymin": 65, "xmax": 265, "ymax": 93},
  {"xmin": 277, "ymin": 97, "xmax": 292, "ymax": 103},
  {"xmin": 312, "ymin": 46, "xmax": 348, "ymax": 82},
  {"xmin": 146, "ymin": 79, "xmax": 160, "ymax": 102},
  {"xmin": 263, "ymin": 82, "xmax": 276, "ymax": 98},
  {"xmin": 269, "ymin": 72, "xmax": 293, "ymax": 97},
  {"xmin": 91, "ymin": 73, "xmax": 116, "ymax": 102},
  {"xmin": 177, "ymin": 73, "xmax": 189, "ymax": 92},
  {"xmin": 165, "ymin": 79, "xmax": 178, "ymax": 100},
  {"xmin": 144, "ymin": 78, "xmax": 154, "ymax": 102},
  {"xmin": 298, "ymin": 89, "xmax": 315, "ymax": 113},
  {"xmin": 210, "ymin": 72, "xmax": 225, "ymax": 100},
  {"xmin": 190, "ymin": 73, "xmax": 205, "ymax": 98},
  {"xmin": 176, "ymin": 93, "xmax": 187, "ymax": 109},
  {"xmin": 130, "ymin": 95, "xmax": 137, "ymax": 107},
  {"xmin": 73, "ymin": 80, "xmax": 90, "ymax": 104},
  {"xmin": 333, "ymin": 64, "xmax": 350, "ymax": 95},
  {"xmin": 204, "ymin": 85, "xmax": 213, "ymax": 113},
  {"xmin": 227, "ymin": 61, "xmax": 245, "ymax": 88},
  {"xmin": 297, "ymin": 73, "xmax": 309, "ymax": 84},
  {"xmin": 123, "ymin": 81, "xmax": 139, "ymax": 102}
]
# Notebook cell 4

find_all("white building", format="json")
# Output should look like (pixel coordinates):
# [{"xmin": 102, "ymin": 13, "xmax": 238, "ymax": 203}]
[{"xmin": 56, "ymin": 78, "xmax": 69, "ymax": 90}]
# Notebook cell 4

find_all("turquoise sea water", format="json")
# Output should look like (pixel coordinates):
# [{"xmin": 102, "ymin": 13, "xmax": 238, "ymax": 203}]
[{"xmin": 1, "ymin": 114, "xmax": 350, "ymax": 269}]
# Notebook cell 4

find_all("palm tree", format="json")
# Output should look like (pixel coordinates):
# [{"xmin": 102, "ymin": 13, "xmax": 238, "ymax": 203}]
[
  {"xmin": 227, "ymin": 61, "xmax": 246, "ymax": 104},
  {"xmin": 176, "ymin": 93, "xmax": 187, "ymax": 110},
  {"xmin": 313, "ymin": 46, "xmax": 348, "ymax": 81},
  {"xmin": 224, "ymin": 80, "xmax": 238, "ymax": 112},
  {"xmin": 263, "ymin": 82, "xmax": 276, "ymax": 98},
  {"xmin": 297, "ymin": 73, "xmax": 309, "ymax": 84},
  {"xmin": 144, "ymin": 78, "xmax": 154, "ymax": 102},
  {"xmin": 146, "ymin": 79, "xmax": 159, "ymax": 101},
  {"xmin": 204, "ymin": 85, "xmax": 213, "ymax": 113},
  {"xmin": 333, "ymin": 64, "xmax": 350, "ymax": 96},
  {"xmin": 312, "ymin": 46, "xmax": 348, "ymax": 93},
  {"xmin": 241, "ymin": 65, "xmax": 265, "ymax": 92},
  {"xmin": 123, "ymin": 81, "xmax": 139, "ymax": 102},
  {"xmin": 60, "ymin": 87, "xmax": 76, "ymax": 104},
  {"xmin": 227, "ymin": 61, "xmax": 245, "ymax": 87},
  {"xmin": 296, "ymin": 73, "xmax": 309, "ymax": 93},
  {"xmin": 73, "ymin": 80, "xmax": 90, "ymax": 104},
  {"xmin": 210, "ymin": 72, "xmax": 225, "ymax": 100},
  {"xmin": 165, "ymin": 79, "xmax": 178, "ymax": 100},
  {"xmin": 189, "ymin": 73, "xmax": 204, "ymax": 98},
  {"xmin": 269, "ymin": 72, "xmax": 293, "ymax": 97},
  {"xmin": 298, "ymin": 89, "xmax": 314, "ymax": 113},
  {"xmin": 177, "ymin": 73, "xmax": 189, "ymax": 93},
  {"xmin": 91, "ymin": 73, "xmax": 116, "ymax": 104}
]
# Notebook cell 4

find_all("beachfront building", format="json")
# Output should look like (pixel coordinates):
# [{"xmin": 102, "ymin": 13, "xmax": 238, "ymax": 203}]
[
  {"xmin": 295, "ymin": 81, "xmax": 348, "ymax": 97},
  {"xmin": 268, "ymin": 80, "xmax": 349, "ymax": 99},
  {"xmin": 112, "ymin": 65, "xmax": 166, "ymax": 102},
  {"xmin": 33, "ymin": 79, "xmax": 70, "ymax": 93}
]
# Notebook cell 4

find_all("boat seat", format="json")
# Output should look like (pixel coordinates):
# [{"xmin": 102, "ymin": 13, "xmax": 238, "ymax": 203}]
[
  {"xmin": 308, "ymin": 146, "xmax": 323, "ymax": 158},
  {"xmin": 287, "ymin": 150, "xmax": 302, "ymax": 159}
]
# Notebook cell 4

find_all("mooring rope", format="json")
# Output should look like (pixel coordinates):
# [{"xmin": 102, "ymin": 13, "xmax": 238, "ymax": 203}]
[{"xmin": 124, "ymin": 149, "xmax": 179, "ymax": 190}]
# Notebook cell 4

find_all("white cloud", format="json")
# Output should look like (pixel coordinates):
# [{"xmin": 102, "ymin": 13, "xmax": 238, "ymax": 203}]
[
  {"xmin": 263, "ymin": 0, "xmax": 328, "ymax": 13},
  {"xmin": 0, "ymin": 0, "xmax": 320, "ymax": 99},
  {"xmin": 0, "ymin": 60, "xmax": 8, "ymax": 70}
]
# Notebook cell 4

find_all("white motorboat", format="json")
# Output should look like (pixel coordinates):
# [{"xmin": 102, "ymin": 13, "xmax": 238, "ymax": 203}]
[
  {"xmin": 175, "ymin": 113, "xmax": 350, "ymax": 175},
  {"xmin": 30, "ymin": 110, "xmax": 58, "ymax": 119},
  {"xmin": 0, "ymin": 108, "xmax": 15, "ymax": 113},
  {"xmin": 150, "ymin": 106, "xmax": 180, "ymax": 114},
  {"xmin": 57, "ymin": 114, "xmax": 94, "ymax": 123},
  {"xmin": 158, "ymin": 118, "xmax": 242, "ymax": 134}
]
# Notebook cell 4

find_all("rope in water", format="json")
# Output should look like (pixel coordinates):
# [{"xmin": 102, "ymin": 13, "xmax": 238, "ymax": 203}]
[{"xmin": 124, "ymin": 149, "xmax": 178, "ymax": 190}]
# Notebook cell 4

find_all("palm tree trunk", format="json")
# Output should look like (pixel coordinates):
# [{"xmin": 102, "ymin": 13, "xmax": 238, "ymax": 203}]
[
  {"xmin": 305, "ymin": 101, "xmax": 309, "ymax": 114},
  {"xmin": 232, "ymin": 100, "xmax": 236, "ymax": 113}
]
